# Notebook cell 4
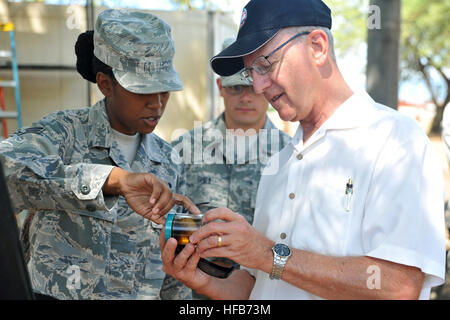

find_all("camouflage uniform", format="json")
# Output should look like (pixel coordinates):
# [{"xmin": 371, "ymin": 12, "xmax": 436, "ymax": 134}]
[
  {"xmin": 0, "ymin": 100, "xmax": 189, "ymax": 300},
  {"xmin": 0, "ymin": 9, "xmax": 189, "ymax": 300},
  {"xmin": 172, "ymin": 113, "xmax": 291, "ymax": 224}
]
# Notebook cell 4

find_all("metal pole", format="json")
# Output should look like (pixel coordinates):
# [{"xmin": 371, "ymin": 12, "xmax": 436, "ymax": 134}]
[{"xmin": 9, "ymin": 29, "xmax": 22, "ymax": 128}]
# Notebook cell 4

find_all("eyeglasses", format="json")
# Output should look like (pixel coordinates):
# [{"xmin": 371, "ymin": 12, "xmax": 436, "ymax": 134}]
[
  {"xmin": 223, "ymin": 85, "xmax": 255, "ymax": 96},
  {"xmin": 241, "ymin": 31, "xmax": 311, "ymax": 83}
]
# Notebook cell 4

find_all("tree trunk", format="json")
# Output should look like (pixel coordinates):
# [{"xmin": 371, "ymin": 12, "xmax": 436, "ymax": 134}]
[
  {"xmin": 431, "ymin": 65, "xmax": 450, "ymax": 134},
  {"xmin": 366, "ymin": 0, "xmax": 401, "ymax": 110},
  {"xmin": 419, "ymin": 60, "xmax": 450, "ymax": 134},
  {"xmin": 431, "ymin": 103, "xmax": 445, "ymax": 134}
]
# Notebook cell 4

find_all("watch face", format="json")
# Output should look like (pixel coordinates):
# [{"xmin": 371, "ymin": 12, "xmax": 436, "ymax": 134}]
[{"xmin": 274, "ymin": 243, "xmax": 290, "ymax": 256}]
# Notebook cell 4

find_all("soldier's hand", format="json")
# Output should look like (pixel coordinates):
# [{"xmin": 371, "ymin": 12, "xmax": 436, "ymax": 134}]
[
  {"xmin": 104, "ymin": 167, "xmax": 175, "ymax": 224},
  {"xmin": 173, "ymin": 193, "xmax": 201, "ymax": 215}
]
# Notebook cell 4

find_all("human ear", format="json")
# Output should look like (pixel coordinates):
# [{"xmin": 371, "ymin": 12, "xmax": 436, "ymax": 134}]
[
  {"xmin": 216, "ymin": 78, "xmax": 223, "ymax": 90},
  {"xmin": 309, "ymin": 30, "xmax": 328, "ymax": 67},
  {"xmin": 96, "ymin": 72, "xmax": 115, "ymax": 97},
  {"xmin": 216, "ymin": 78, "xmax": 225, "ymax": 98}
]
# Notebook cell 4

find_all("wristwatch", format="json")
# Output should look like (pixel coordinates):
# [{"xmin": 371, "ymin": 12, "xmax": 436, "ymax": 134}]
[{"xmin": 270, "ymin": 243, "xmax": 291, "ymax": 280}]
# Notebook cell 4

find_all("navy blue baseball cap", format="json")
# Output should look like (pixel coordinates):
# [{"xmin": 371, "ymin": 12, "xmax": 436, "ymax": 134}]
[{"xmin": 211, "ymin": 0, "xmax": 332, "ymax": 76}]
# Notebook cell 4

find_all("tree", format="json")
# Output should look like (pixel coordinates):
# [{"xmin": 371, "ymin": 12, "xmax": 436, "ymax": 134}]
[
  {"xmin": 327, "ymin": 0, "xmax": 449, "ymax": 134},
  {"xmin": 401, "ymin": 0, "xmax": 450, "ymax": 133},
  {"xmin": 323, "ymin": 0, "xmax": 368, "ymax": 56}
]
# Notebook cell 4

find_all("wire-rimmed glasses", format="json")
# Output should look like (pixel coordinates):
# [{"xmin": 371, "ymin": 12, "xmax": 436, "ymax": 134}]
[{"xmin": 241, "ymin": 31, "xmax": 311, "ymax": 83}]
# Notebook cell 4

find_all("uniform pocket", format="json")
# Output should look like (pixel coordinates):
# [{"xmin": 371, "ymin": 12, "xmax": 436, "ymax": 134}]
[
  {"xmin": 144, "ymin": 250, "xmax": 165, "ymax": 280},
  {"xmin": 144, "ymin": 227, "xmax": 165, "ymax": 280},
  {"xmin": 184, "ymin": 165, "xmax": 230, "ymax": 209}
]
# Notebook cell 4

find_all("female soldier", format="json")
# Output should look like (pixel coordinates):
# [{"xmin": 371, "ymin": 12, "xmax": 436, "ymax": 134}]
[{"xmin": 0, "ymin": 9, "xmax": 197, "ymax": 299}]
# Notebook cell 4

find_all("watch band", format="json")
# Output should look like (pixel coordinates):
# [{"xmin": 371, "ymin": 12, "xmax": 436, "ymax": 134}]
[{"xmin": 270, "ymin": 255, "xmax": 286, "ymax": 279}]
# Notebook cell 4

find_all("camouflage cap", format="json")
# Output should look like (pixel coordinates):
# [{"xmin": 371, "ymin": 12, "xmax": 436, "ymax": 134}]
[
  {"xmin": 94, "ymin": 9, "xmax": 183, "ymax": 94},
  {"xmin": 219, "ymin": 38, "xmax": 252, "ymax": 87}
]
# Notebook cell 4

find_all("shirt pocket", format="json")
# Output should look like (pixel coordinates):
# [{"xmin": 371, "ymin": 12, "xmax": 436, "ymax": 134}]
[
  {"xmin": 314, "ymin": 182, "xmax": 352, "ymax": 215},
  {"xmin": 292, "ymin": 180, "xmax": 353, "ymax": 256}
]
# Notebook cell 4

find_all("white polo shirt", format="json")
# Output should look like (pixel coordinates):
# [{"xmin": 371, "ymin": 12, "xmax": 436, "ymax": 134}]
[{"xmin": 248, "ymin": 91, "xmax": 446, "ymax": 300}]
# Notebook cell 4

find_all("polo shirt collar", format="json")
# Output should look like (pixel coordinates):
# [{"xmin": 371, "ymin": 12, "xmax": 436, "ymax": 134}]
[
  {"xmin": 321, "ymin": 90, "xmax": 374, "ymax": 131},
  {"xmin": 291, "ymin": 91, "xmax": 374, "ymax": 150}
]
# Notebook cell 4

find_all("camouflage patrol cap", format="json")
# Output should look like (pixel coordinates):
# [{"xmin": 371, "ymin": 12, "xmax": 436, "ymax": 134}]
[
  {"xmin": 219, "ymin": 38, "xmax": 251, "ymax": 87},
  {"xmin": 93, "ymin": 9, "xmax": 183, "ymax": 94}
]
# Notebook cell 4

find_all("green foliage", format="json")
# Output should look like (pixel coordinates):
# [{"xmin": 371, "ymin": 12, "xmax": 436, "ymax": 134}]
[
  {"xmin": 326, "ymin": 0, "xmax": 449, "ymax": 113},
  {"xmin": 323, "ymin": 0, "xmax": 368, "ymax": 56},
  {"xmin": 401, "ymin": 0, "xmax": 450, "ymax": 77},
  {"xmin": 401, "ymin": 0, "xmax": 450, "ymax": 131}
]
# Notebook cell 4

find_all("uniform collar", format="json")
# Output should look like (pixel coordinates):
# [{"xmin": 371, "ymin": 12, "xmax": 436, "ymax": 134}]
[
  {"xmin": 139, "ymin": 133, "xmax": 169, "ymax": 164},
  {"xmin": 213, "ymin": 112, "xmax": 228, "ymax": 136},
  {"xmin": 87, "ymin": 99, "xmax": 112, "ymax": 149},
  {"xmin": 87, "ymin": 99, "xmax": 168, "ymax": 164},
  {"xmin": 202, "ymin": 112, "xmax": 280, "ymax": 163},
  {"xmin": 215, "ymin": 112, "xmax": 277, "ymax": 131}
]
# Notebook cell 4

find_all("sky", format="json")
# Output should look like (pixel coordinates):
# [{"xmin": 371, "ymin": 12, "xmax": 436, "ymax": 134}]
[{"xmin": 36, "ymin": 0, "xmax": 433, "ymax": 104}]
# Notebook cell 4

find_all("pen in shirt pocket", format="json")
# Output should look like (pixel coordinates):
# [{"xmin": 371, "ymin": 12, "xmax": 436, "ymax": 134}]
[{"xmin": 345, "ymin": 179, "xmax": 353, "ymax": 212}]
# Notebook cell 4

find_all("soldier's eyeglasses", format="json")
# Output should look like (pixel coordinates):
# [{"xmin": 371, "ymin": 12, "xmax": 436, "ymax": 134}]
[
  {"xmin": 224, "ymin": 85, "xmax": 254, "ymax": 96},
  {"xmin": 241, "ymin": 31, "xmax": 311, "ymax": 83}
]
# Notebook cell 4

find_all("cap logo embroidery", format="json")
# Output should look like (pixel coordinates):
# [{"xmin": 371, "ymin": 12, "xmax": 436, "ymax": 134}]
[{"xmin": 240, "ymin": 8, "xmax": 247, "ymax": 29}]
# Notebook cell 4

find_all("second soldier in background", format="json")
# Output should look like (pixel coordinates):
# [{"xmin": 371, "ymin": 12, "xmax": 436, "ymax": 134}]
[{"xmin": 172, "ymin": 39, "xmax": 291, "ymax": 224}]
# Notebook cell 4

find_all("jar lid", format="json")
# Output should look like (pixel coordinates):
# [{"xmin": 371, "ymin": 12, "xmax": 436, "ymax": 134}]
[{"xmin": 165, "ymin": 212, "xmax": 176, "ymax": 242}]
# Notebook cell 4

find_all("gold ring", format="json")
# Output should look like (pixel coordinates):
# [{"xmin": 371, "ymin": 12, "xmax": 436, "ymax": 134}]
[{"xmin": 217, "ymin": 235, "xmax": 222, "ymax": 247}]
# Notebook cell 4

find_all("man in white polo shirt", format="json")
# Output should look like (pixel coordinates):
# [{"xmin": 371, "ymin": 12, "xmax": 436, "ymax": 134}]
[{"xmin": 160, "ymin": 0, "xmax": 446, "ymax": 300}]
